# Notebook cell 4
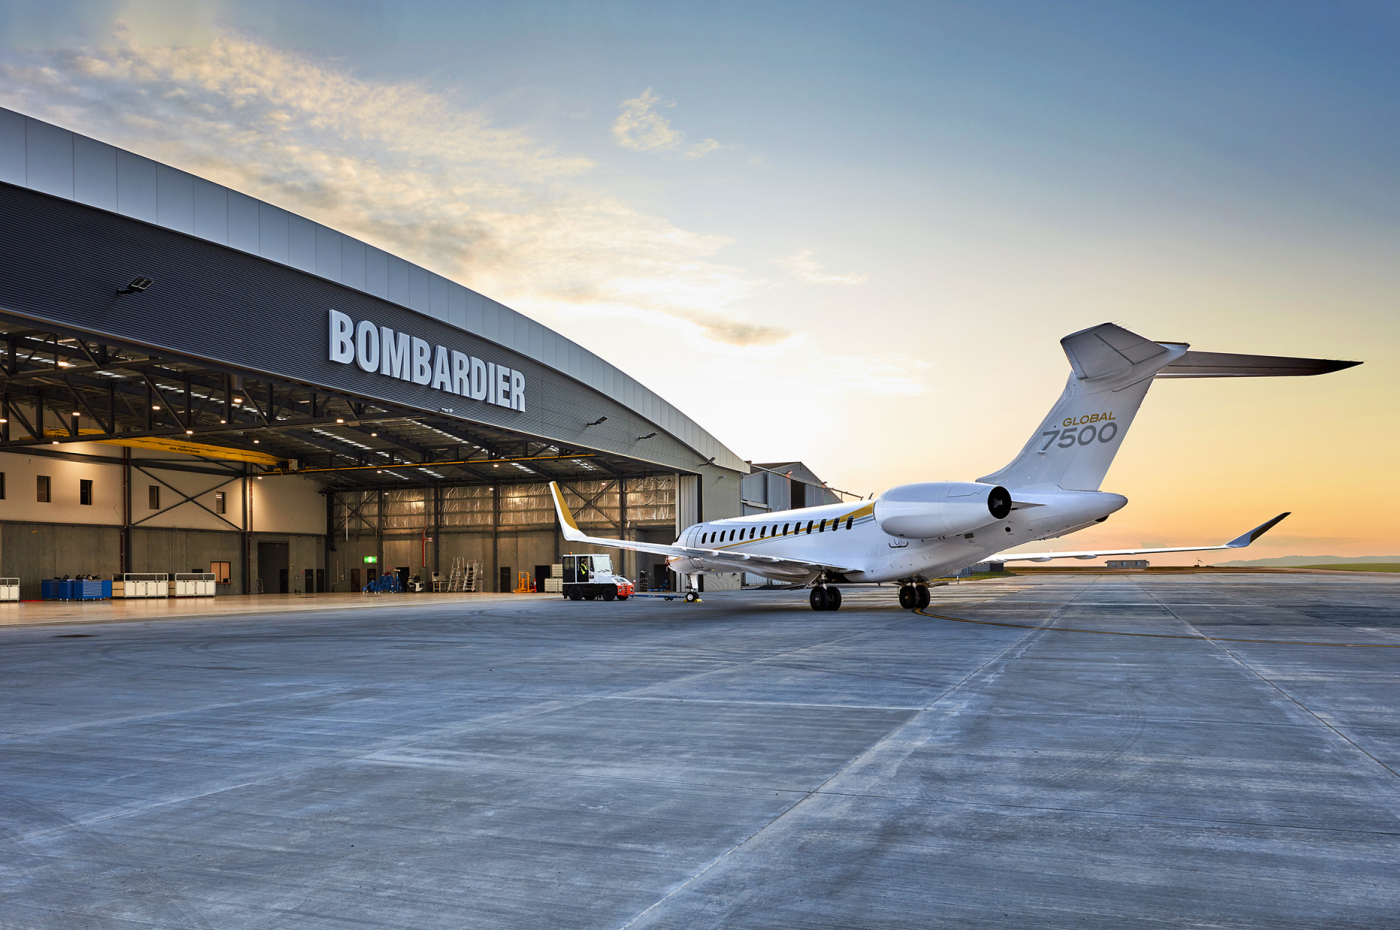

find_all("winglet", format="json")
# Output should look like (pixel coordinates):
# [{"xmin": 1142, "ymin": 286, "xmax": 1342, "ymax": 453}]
[
  {"xmin": 549, "ymin": 481, "xmax": 587, "ymax": 542},
  {"xmin": 1225, "ymin": 512, "xmax": 1290, "ymax": 548}
]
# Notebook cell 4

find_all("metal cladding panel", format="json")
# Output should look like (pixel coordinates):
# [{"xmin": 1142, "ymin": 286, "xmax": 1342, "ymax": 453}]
[
  {"xmin": 409, "ymin": 265, "xmax": 430, "ymax": 314},
  {"xmin": 115, "ymin": 149, "xmax": 158, "ymax": 223},
  {"xmin": 366, "ymin": 246, "xmax": 389, "ymax": 298},
  {"xmin": 156, "ymin": 165, "xmax": 194, "ymax": 234},
  {"xmin": 288, "ymin": 214, "xmax": 316, "ymax": 271},
  {"xmin": 258, "ymin": 202, "xmax": 289, "ymax": 263},
  {"xmin": 192, "ymin": 178, "xmax": 228, "ymax": 243},
  {"xmin": 25, "ymin": 118, "xmax": 73, "ymax": 199},
  {"xmin": 315, "ymin": 225, "xmax": 343, "ymax": 281},
  {"xmin": 228, "ymin": 190, "xmax": 259, "ymax": 253},
  {"xmin": 464, "ymin": 289, "xmax": 485, "ymax": 333},
  {"xmin": 387, "ymin": 255, "xmax": 410, "ymax": 306},
  {"xmin": 73, "ymin": 135, "xmax": 117, "ymax": 211},
  {"xmin": 429, "ymin": 273, "xmax": 448, "ymax": 319},
  {"xmin": 342, "ymin": 237, "xmax": 367, "ymax": 291},
  {"xmin": 444, "ymin": 281, "xmax": 466, "ymax": 328},
  {"xmin": 0, "ymin": 182, "xmax": 722, "ymax": 474},
  {"xmin": 0, "ymin": 109, "xmax": 23, "ymax": 184},
  {"xmin": 483, "ymin": 300, "xmax": 500, "ymax": 344}
]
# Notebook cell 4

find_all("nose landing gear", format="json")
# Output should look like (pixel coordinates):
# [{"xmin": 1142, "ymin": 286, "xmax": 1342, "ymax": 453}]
[
  {"xmin": 898, "ymin": 584, "xmax": 930, "ymax": 611},
  {"xmin": 809, "ymin": 585, "xmax": 842, "ymax": 611}
]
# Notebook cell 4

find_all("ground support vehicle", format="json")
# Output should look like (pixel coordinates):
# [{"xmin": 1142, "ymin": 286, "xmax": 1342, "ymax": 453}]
[{"xmin": 560, "ymin": 554, "xmax": 634, "ymax": 602}]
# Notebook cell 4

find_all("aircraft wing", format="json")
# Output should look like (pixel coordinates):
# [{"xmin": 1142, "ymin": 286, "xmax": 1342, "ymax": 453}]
[
  {"xmin": 549, "ymin": 482, "xmax": 854, "ymax": 575},
  {"xmin": 992, "ymin": 512, "xmax": 1290, "ymax": 563}
]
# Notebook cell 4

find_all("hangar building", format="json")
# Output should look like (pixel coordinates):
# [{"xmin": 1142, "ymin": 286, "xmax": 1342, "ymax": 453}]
[{"xmin": 0, "ymin": 107, "xmax": 748, "ymax": 597}]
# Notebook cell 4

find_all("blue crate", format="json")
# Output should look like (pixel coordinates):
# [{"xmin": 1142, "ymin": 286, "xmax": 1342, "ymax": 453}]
[{"xmin": 41, "ymin": 579, "xmax": 63, "ymax": 600}]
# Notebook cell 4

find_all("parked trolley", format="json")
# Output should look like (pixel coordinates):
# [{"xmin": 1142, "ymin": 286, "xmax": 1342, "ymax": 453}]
[{"xmin": 560, "ymin": 554, "xmax": 634, "ymax": 602}]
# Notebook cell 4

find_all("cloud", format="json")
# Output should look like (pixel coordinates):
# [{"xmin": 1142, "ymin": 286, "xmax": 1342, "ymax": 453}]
[
  {"xmin": 612, "ymin": 88, "xmax": 722, "ymax": 159},
  {"xmin": 0, "ymin": 27, "xmax": 785, "ymax": 347},
  {"xmin": 772, "ymin": 250, "xmax": 868, "ymax": 285}
]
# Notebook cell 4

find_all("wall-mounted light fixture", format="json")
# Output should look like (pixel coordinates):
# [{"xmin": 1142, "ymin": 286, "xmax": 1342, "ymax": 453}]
[
  {"xmin": 584, "ymin": 416, "xmax": 608, "ymax": 428},
  {"xmin": 697, "ymin": 456, "xmax": 716, "ymax": 467},
  {"xmin": 116, "ymin": 276, "xmax": 153, "ymax": 295},
  {"xmin": 636, "ymin": 431, "xmax": 657, "ymax": 440}
]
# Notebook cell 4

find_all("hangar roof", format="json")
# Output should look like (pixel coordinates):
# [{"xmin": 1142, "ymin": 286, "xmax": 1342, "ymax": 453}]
[{"xmin": 0, "ymin": 106, "xmax": 745, "ymax": 476}]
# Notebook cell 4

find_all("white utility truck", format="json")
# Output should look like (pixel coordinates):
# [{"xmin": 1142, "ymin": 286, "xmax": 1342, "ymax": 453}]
[{"xmin": 560, "ymin": 553, "xmax": 634, "ymax": 602}]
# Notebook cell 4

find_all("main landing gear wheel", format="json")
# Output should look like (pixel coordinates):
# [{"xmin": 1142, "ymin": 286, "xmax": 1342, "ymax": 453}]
[
  {"xmin": 915, "ymin": 585, "xmax": 930, "ymax": 610},
  {"xmin": 898, "ymin": 585, "xmax": 917, "ymax": 610},
  {"xmin": 809, "ymin": 586, "xmax": 841, "ymax": 611},
  {"xmin": 810, "ymin": 587, "xmax": 828, "ymax": 611}
]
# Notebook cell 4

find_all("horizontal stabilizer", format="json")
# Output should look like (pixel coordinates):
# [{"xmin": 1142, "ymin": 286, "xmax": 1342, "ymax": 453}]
[
  {"xmin": 993, "ymin": 512, "xmax": 1290, "ymax": 563},
  {"xmin": 1155, "ymin": 351, "xmax": 1361, "ymax": 379}
]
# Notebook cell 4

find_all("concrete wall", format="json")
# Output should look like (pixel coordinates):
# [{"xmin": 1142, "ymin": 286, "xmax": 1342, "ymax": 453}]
[
  {"xmin": 0, "ymin": 522, "xmax": 121, "ymax": 599},
  {"xmin": 0, "ymin": 444, "xmax": 124, "ymax": 526}
]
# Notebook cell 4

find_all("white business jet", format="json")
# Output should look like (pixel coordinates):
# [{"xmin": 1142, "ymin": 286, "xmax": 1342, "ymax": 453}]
[{"xmin": 549, "ymin": 323, "xmax": 1358, "ymax": 611}]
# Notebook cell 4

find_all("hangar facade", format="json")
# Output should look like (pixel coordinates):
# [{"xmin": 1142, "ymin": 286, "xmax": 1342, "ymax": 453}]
[{"xmin": 0, "ymin": 107, "xmax": 747, "ymax": 597}]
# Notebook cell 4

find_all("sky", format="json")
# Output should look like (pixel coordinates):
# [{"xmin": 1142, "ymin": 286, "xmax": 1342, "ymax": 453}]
[{"xmin": 0, "ymin": 0, "xmax": 1395, "ymax": 561}]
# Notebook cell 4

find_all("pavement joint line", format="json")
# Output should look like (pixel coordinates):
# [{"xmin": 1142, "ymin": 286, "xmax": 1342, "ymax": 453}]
[
  {"xmin": 804, "ymin": 789, "xmax": 1400, "ymax": 835},
  {"xmin": 598, "ymin": 695, "xmax": 923, "ymax": 711},
  {"xmin": 915, "ymin": 609, "xmax": 1400, "ymax": 646},
  {"xmin": 614, "ymin": 590, "xmax": 1070, "ymax": 930},
  {"xmin": 1132, "ymin": 578, "xmax": 1400, "ymax": 791}
]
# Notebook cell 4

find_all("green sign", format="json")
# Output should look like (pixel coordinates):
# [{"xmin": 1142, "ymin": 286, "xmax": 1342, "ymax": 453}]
[{"xmin": 363, "ymin": 556, "xmax": 378, "ymax": 564}]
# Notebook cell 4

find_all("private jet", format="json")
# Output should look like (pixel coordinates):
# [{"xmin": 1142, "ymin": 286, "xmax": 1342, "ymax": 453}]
[{"xmin": 550, "ymin": 322, "xmax": 1358, "ymax": 610}]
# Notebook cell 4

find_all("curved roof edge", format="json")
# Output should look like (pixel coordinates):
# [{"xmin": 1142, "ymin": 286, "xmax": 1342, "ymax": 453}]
[{"xmin": 0, "ymin": 106, "xmax": 747, "ymax": 475}]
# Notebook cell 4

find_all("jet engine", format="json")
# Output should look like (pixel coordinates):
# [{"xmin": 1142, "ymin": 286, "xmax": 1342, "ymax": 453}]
[{"xmin": 874, "ymin": 481, "xmax": 1013, "ymax": 539}]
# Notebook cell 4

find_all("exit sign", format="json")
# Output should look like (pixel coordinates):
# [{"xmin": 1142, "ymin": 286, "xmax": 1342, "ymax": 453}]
[{"xmin": 363, "ymin": 556, "xmax": 378, "ymax": 564}]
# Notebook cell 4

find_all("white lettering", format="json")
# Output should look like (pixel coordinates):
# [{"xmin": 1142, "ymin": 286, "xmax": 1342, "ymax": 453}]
[
  {"xmin": 411, "ymin": 338, "xmax": 432, "ymax": 385},
  {"xmin": 470, "ymin": 357, "xmax": 488, "ymax": 400},
  {"xmin": 328, "ymin": 311, "xmax": 523, "ymax": 412},
  {"xmin": 329, "ymin": 310, "xmax": 354, "ymax": 363},
  {"xmin": 496, "ymin": 366, "xmax": 512, "ymax": 408},
  {"xmin": 381, "ymin": 328, "xmax": 410, "ymax": 380},
  {"xmin": 355, "ymin": 320, "xmax": 379, "ymax": 373},
  {"xmin": 451, "ymin": 350, "xmax": 470, "ymax": 396},
  {"xmin": 432, "ymin": 345, "xmax": 453, "ymax": 392}
]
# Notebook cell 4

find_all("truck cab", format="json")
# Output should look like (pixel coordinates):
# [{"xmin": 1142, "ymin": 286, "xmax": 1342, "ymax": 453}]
[{"xmin": 561, "ymin": 553, "xmax": 634, "ymax": 602}]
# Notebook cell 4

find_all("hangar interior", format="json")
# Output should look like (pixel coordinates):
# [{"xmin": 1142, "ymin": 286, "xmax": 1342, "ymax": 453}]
[{"xmin": 0, "ymin": 107, "xmax": 752, "ymax": 598}]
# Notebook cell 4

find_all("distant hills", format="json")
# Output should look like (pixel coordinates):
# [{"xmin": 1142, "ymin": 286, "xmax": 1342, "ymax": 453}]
[{"xmin": 1218, "ymin": 555, "xmax": 1400, "ymax": 567}]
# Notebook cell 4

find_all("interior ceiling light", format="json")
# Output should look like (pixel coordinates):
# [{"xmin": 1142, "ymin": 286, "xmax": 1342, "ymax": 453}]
[
  {"xmin": 152, "ymin": 405, "xmax": 161, "ymax": 410},
  {"xmin": 336, "ymin": 418, "xmax": 344, "ymax": 423},
  {"xmin": 220, "ymin": 419, "xmax": 226, "ymax": 424},
  {"xmin": 370, "ymin": 432, "xmax": 378, "ymax": 437},
  {"xmin": 71, "ymin": 411, "xmax": 80, "ymax": 417},
  {"xmin": 253, "ymin": 439, "xmax": 260, "ymax": 444},
  {"xmin": 185, "ymin": 430, "xmax": 193, "ymax": 435},
  {"xmin": 52, "ymin": 440, "xmax": 58, "ymax": 445}
]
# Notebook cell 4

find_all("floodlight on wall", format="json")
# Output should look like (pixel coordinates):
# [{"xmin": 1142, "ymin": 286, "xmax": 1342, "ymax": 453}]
[
  {"xmin": 697, "ymin": 456, "xmax": 716, "ymax": 467},
  {"xmin": 117, "ymin": 276, "xmax": 153, "ymax": 295},
  {"xmin": 636, "ymin": 431, "xmax": 657, "ymax": 440},
  {"xmin": 584, "ymin": 416, "xmax": 608, "ymax": 428}
]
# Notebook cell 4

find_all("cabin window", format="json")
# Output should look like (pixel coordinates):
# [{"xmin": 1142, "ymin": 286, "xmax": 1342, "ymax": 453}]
[
  {"xmin": 819, "ymin": 519, "xmax": 827, "ymax": 532},
  {"xmin": 772, "ymin": 525, "xmax": 778, "ymax": 536},
  {"xmin": 846, "ymin": 517, "xmax": 853, "ymax": 530},
  {"xmin": 806, "ymin": 520, "xmax": 814, "ymax": 534},
  {"xmin": 729, "ymin": 530, "xmax": 736, "ymax": 542},
  {"xmin": 783, "ymin": 523, "xmax": 790, "ymax": 535},
  {"xmin": 750, "ymin": 527, "xmax": 756, "ymax": 539},
  {"xmin": 759, "ymin": 526, "xmax": 766, "ymax": 538},
  {"xmin": 701, "ymin": 532, "xmax": 707, "ymax": 544}
]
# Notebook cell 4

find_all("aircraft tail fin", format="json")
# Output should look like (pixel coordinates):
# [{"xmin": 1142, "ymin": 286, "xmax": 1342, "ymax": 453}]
[{"xmin": 979, "ymin": 323, "xmax": 1361, "ymax": 492}]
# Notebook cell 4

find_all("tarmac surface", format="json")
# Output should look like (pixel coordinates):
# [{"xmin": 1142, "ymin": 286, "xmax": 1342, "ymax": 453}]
[{"xmin": 2, "ymin": 573, "xmax": 1398, "ymax": 928}]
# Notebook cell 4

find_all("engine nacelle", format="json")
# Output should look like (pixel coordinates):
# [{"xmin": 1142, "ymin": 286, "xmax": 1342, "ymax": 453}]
[{"xmin": 874, "ymin": 481, "xmax": 1012, "ymax": 539}]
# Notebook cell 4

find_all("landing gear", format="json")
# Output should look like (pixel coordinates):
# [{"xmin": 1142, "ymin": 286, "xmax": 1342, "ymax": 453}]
[
  {"xmin": 898, "ymin": 585, "xmax": 930, "ymax": 610},
  {"xmin": 684, "ymin": 591, "xmax": 699, "ymax": 603},
  {"xmin": 683, "ymin": 573, "xmax": 702, "ymax": 603},
  {"xmin": 809, "ymin": 585, "xmax": 842, "ymax": 611}
]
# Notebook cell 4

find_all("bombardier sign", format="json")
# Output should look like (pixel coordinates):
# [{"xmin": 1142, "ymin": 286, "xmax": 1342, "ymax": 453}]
[{"xmin": 328, "ymin": 309, "xmax": 525, "ymax": 412}]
